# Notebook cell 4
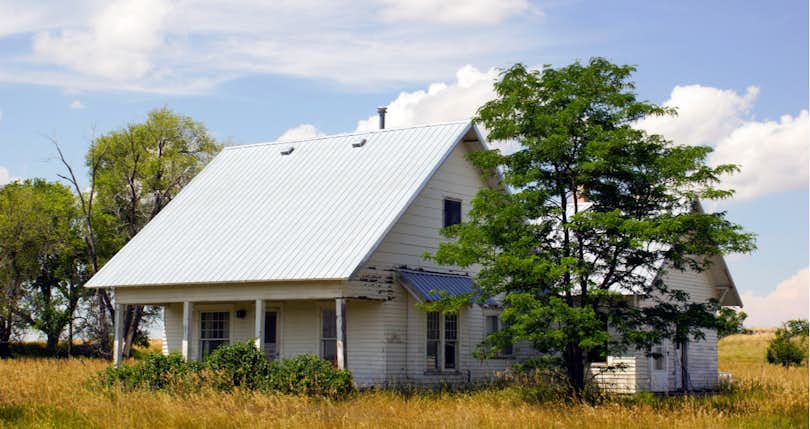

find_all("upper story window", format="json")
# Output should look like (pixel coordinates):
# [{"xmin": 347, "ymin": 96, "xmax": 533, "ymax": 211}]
[{"xmin": 443, "ymin": 199, "xmax": 462, "ymax": 227}]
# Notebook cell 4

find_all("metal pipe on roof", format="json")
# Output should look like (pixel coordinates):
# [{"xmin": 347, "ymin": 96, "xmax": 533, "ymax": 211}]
[{"xmin": 377, "ymin": 107, "xmax": 387, "ymax": 129}]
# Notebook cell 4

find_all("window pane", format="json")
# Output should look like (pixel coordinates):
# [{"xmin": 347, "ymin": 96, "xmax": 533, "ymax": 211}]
[
  {"xmin": 201, "ymin": 312, "xmax": 228, "ymax": 340},
  {"xmin": 443, "ymin": 199, "xmax": 462, "ymax": 227},
  {"xmin": 426, "ymin": 340, "xmax": 440, "ymax": 370},
  {"xmin": 322, "ymin": 308, "xmax": 336, "ymax": 339},
  {"xmin": 264, "ymin": 312, "xmax": 277, "ymax": 344},
  {"xmin": 427, "ymin": 312, "xmax": 440, "ymax": 340},
  {"xmin": 485, "ymin": 315, "xmax": 498, "ymax": 336},
  {"xmin": 444, "ymin": 313, "xmax": 457, "ymax": 340},
  {"xmin": 322, "ymin": 339, "xmax": 337, "ymax": 365},
  {"xmin": 444, "ymin": 341, "xmax": 456, "ymax": 369}
]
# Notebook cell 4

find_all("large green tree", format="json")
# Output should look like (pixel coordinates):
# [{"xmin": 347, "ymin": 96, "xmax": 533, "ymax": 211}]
[
  {"xmin": 430, "ymin": 59, "xmax": 755, "ymax": 398},
  {"xmin": 0, "ymin": 179, "xmax": 88, "ymax": 355},
  {"xmin": 86, "ymin": 108, "xmax": 221, "ymax": 357}
]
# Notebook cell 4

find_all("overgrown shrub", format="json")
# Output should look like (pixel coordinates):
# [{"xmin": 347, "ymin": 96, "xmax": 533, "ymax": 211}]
[
  {"xmin": 267, "ymin": 354, "xmax": 355, "ymax": 397},
  {"xmin": 766, "ymin": 319, "xmax": 808, "ymax": 367},
  {"xmin": 99, "ymin": 352, "xmax": 201, "ymax": 390},
  {"xmin": 96, "ymin": 344, "xmax": 355, "ymax": 398},
  {"xmin": 206, "ymin": 341, "xmax": 270, "ymax": 390}
]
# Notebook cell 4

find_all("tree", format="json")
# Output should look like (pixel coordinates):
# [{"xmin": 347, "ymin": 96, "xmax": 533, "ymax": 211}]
[
  {"xmin": 429, "ymin": 59, "xmax": 755, "ymax": 399},
  {"xmin": 87, "ymin": 108, "xmax": 220, "ymax": 357},
  {"xmin": 0, "ymin": 180, "xmax": 88, "ymax": 355},
  {"xmin": 766, "ymin": 319, "xmax": 808, "ymax": 367},
  {"xmin": 716, "ymin": 307, "xmax": 749, "ymax": 338}
]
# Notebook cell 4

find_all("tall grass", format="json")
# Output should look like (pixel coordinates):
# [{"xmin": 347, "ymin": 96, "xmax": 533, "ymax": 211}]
[{"xmin": 0, "ymin": 333, "xmax": 806, "ymax": 428}]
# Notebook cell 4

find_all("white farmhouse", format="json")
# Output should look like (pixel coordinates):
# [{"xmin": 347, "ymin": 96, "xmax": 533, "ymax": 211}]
[{"xmin": 87, "ymin": 120, "xmax": 741, "ymax": 392}]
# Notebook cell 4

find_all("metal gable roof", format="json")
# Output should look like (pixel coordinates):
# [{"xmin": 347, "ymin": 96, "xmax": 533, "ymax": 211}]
[{"xmin": 87, "ymin": 121, "xmax": 477, "ymax": 288}]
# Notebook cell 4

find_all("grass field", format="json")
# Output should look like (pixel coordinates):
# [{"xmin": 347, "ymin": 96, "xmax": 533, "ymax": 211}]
[{"xmin": 0, "ymin": 334, "xmax": 806, "ymax": 428}]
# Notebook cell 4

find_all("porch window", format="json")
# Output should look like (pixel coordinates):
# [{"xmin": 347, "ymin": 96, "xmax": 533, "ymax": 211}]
[
  {"xmin": 485, "ymin": 314, "xmax": 513, "ymax": 356},
  {"xmin": 200, "ymin": 311, "xmax": 229, "ymax": 359},
  {"xmin": 426, "ymin": 311, "xmax": 459, "ymax": 371},
  {"xmin": 321, "ymin": 308, "xmax": 337, "ymax": 365}
]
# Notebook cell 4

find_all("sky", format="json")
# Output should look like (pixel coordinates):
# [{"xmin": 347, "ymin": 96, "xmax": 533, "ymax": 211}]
[{"xmin": 0, "ymin": 0, "xmax": 807, "ymax": 329}]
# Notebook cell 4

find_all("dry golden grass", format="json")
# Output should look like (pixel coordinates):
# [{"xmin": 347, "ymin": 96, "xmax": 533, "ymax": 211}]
[{"xmin": 0, "ymin": 334, "xmax": 806, "ymax": 429}]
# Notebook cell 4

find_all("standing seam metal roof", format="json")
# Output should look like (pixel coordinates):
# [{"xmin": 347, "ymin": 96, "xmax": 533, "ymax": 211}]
[{"xmin": 87, "ymin": 121, "xmax": 477, "ymax": 288}]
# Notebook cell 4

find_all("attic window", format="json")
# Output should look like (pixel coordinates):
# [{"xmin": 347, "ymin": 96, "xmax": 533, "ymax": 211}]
[
  {"xmin": 280, "ymin": 147, "xmax": 295, "ymax": 156},
  {"xmin": 352, "ymin": 138, "xmax": 367, "ymax": 148},
  {"xmin": 443, "ymin": 199, "xmax": 462, "ymax": 227}
]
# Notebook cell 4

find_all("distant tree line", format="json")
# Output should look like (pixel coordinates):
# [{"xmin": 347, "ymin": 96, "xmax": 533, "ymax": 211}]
[{"xmin": 0, "ymin": 108, "xmax": 221, "ymax": 358}]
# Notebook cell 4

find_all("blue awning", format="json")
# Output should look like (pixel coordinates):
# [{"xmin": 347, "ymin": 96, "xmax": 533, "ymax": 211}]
[{"xmin": 397, "ymin": 269, "xmax": 494, "ymax": 305}]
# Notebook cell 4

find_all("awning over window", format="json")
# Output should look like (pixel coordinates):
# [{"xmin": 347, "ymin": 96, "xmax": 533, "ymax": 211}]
[{"xmin": 397, "ymin": 269, "xmax": 495, "ymax": 305}]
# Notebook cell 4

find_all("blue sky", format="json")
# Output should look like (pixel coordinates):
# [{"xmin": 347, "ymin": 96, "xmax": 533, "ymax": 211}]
[{"xmin": 0, "ymin": 0, "xmax": 807, "ymax": 327}]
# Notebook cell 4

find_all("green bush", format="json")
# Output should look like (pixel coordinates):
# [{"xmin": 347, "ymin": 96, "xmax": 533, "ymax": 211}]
[
  {"xmin": 766, "ymin": 319, "xmax": 808, "ymax": 367},
  {"xmin": 205, "ymin": 341, "xmax": 270, "ymax": 390},
  {"xmin": 96, "ymin": 344, "xmax": 355, "ymax": 398},
  {"xmin": 267, "ymin": 354, "xmax": 355, "ymax": 398},
  {"xmin": 99, "ymin": 352, "xmax": 200, "ymax": 390}
]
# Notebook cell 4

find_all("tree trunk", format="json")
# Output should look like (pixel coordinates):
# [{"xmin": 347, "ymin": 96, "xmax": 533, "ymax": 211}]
[
  {"xmin": 46, "ymin": 333, "xmax": 59, "ymax": 355},
  {"xmin": 122, "ymin": 305, "xmax": 144, "ymax": 358},
  {"xmin": 96, "ymin": 290, "xmax": 111, "ymax": 357},
  {"xmin": 565, "ymin": 342, "xmax": 586, "ymax": 400}
]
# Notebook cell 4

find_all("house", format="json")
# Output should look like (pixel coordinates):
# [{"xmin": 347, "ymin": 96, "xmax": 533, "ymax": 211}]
[{"xmin": 86, "ymin": 120, "xmax": 741, "ymax": 392}]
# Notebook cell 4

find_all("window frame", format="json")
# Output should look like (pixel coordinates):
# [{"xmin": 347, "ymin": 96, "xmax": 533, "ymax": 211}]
[
  {"xmin": 320, "ymin": 307, "xmax": 338, "ymax": 365},
  {"xmin": 425, "ymin": 311, "xmax": 461, "ymax": 373},
  {"xmin": 199, "ymin": 311, "xmax": 230, "ymax": 360},
  {"xmin": 442, "ymin": 198, "xmax": 462, "ymax": 228},
  {"xmin": 484, "ymin": 313, "xmax": 514, "ymax": 358}
]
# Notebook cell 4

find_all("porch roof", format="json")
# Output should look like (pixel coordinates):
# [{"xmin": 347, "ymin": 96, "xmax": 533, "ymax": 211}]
[{"xmin": 397, "ymin": 269, "xmax": 495, "ymax": 305}]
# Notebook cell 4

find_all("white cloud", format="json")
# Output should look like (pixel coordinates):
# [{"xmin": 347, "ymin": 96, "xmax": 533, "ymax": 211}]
[
  {"xmin": 32, "ymin": 0, "xmax": 170, "ymax": 81},
  {"xmin": 276, "ymin": 124, "xmax": 325, "ymax": 142},
  {"xmin": 637, "ymin": 85, "xmax": 809, "ymax": 202},
  {"xmin": 378, "ymin": 0, "xmax": 529, "ymax": 24},
  {"xmin": 0, "ymin": 166, "xmax": 11, "ymax": 185},
  {"xmin": 741, "ymin": 268, "xmax": 809, "ymax": 328},
  {"xmin": 68, "ymin": 100, "xmax": 84, "ymax": 109},
  {"xmin": 0, "ymin": 0, "xmax": 538, "ymax": 93},
  {"xmin": 355, "ymin": 64, "xmax": 498, "ymax": 131}
]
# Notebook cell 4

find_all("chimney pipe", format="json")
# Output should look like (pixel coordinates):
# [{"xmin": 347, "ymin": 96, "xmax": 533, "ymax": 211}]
[{"xmin": 377, "ymin": 107, "xmax": 387, "ymax": 129}]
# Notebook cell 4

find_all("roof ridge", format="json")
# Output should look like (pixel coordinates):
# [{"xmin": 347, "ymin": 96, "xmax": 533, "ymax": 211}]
[{"xmin": 223, "ymin": 120, "xmax": 472, "ymax": 151}]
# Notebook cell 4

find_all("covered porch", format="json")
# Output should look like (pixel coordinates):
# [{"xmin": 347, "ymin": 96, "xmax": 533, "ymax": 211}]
[{"xmin": 111, "ymin": 281, "xmax": 387, "ymax": 380}]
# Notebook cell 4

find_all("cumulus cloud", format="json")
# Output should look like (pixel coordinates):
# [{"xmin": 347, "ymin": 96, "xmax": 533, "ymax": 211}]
[
  {"xmin": 68, "ymin": 100, "xmax": 84, "ymax": 109},
  {"xmin": 276, "ymin": 124, "xmax": 325, "ymax": 142},
  {"xmin": 32, "ymin": 0, "xmax": 170, "ymax": 81},
  {"xmin": 0, "ymin": 0, "xmax": 538, "ymax": 93},
  {"xmin": 637, "ymin": 85, "xmax": 809, "ymax": 202},
  {"xmin": 741, "ymin": 268, "xmax": 809, "ymax": 328},
  {"xmin": 378, "ymin": 0, "xmax": 529, "ymax": 24},
  {"xmin": 355, "ymin": 65, "xmax": 498, "ymax": 131}
]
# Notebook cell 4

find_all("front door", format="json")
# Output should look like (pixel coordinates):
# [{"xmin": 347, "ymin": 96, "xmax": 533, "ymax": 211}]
[
  {"xmin": 263, "ymin": 311, "xmax": 278, "ymax": 361},
  {"xmin": 650, "ymin": 343, "xmax": 669, "ymax": 392}
]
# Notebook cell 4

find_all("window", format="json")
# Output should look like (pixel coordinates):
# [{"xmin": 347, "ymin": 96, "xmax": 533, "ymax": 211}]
[
  {"xmin": 321, "ymin": 308, "xmax": 337, "ymax": 365},
  {"xmin": 264, "ymin": 311, "xmax": 278, "ymax": 360},
  {"xmin": 485, "ymin": 315, "xmax": 513, "ymax": 356},
  {"xmin": 426, "ymin": 311, "xmax": 459, "ymax": 371},
  {"xmin": 200, "ymin": 312, "xmax": 229, "ymax": 359},
  {"xmin": 653, "ymin": 345, "xmax": 665, "ymax": 370},
  {"xmin": 443, "ymin": 199, "xmax": 462, "ymax": 227}
]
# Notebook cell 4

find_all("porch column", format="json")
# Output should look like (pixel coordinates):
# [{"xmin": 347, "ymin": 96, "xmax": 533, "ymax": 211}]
[
  {"xmin": 336, "ymin": 298, "xmax": 346, "ymax": 369},
  {"xmin": 254, "ymin": 299, "xmax": 265, "ymax": 351},
  {"xmin": 113, "ymin": 303, "xmax": 123, "ymax": 366},
  {"xmin": 182, "ymin": 301, "xmax": 193, "ymax": 361}
]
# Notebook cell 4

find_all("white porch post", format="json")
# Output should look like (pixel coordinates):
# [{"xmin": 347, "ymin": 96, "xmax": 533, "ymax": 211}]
[
  {"xmin": 254, "ymin": 299, "xmax": 265, "ymax": 351},
  {"xmin": 182, "ymin": 301, "xmax": 193, "ymax": 361},
  {"xmin": 336, "ymin": 298, "xmax": 346, "ymax": 370},
  {"xmin": 113, "ymin": 303, "xmax": 123, "ymax": 366}
]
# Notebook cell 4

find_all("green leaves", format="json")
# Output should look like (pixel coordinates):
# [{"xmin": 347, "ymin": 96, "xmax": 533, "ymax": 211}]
[{"xmin": 429, "ymin": 58, "xmax": 756, "ymax": 395}]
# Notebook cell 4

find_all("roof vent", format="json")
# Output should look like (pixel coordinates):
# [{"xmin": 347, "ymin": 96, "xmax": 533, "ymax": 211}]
[
  {"xmin": 280, "ymin": 147, "xmax": 294, "ymax": 155},
  {"xmin": 352, "ymin": 138, "xmax": 367, "ymax": 148},
  {"xmin": 377, "ymin": 107, "xmax": 387, "ymax": 129}
]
